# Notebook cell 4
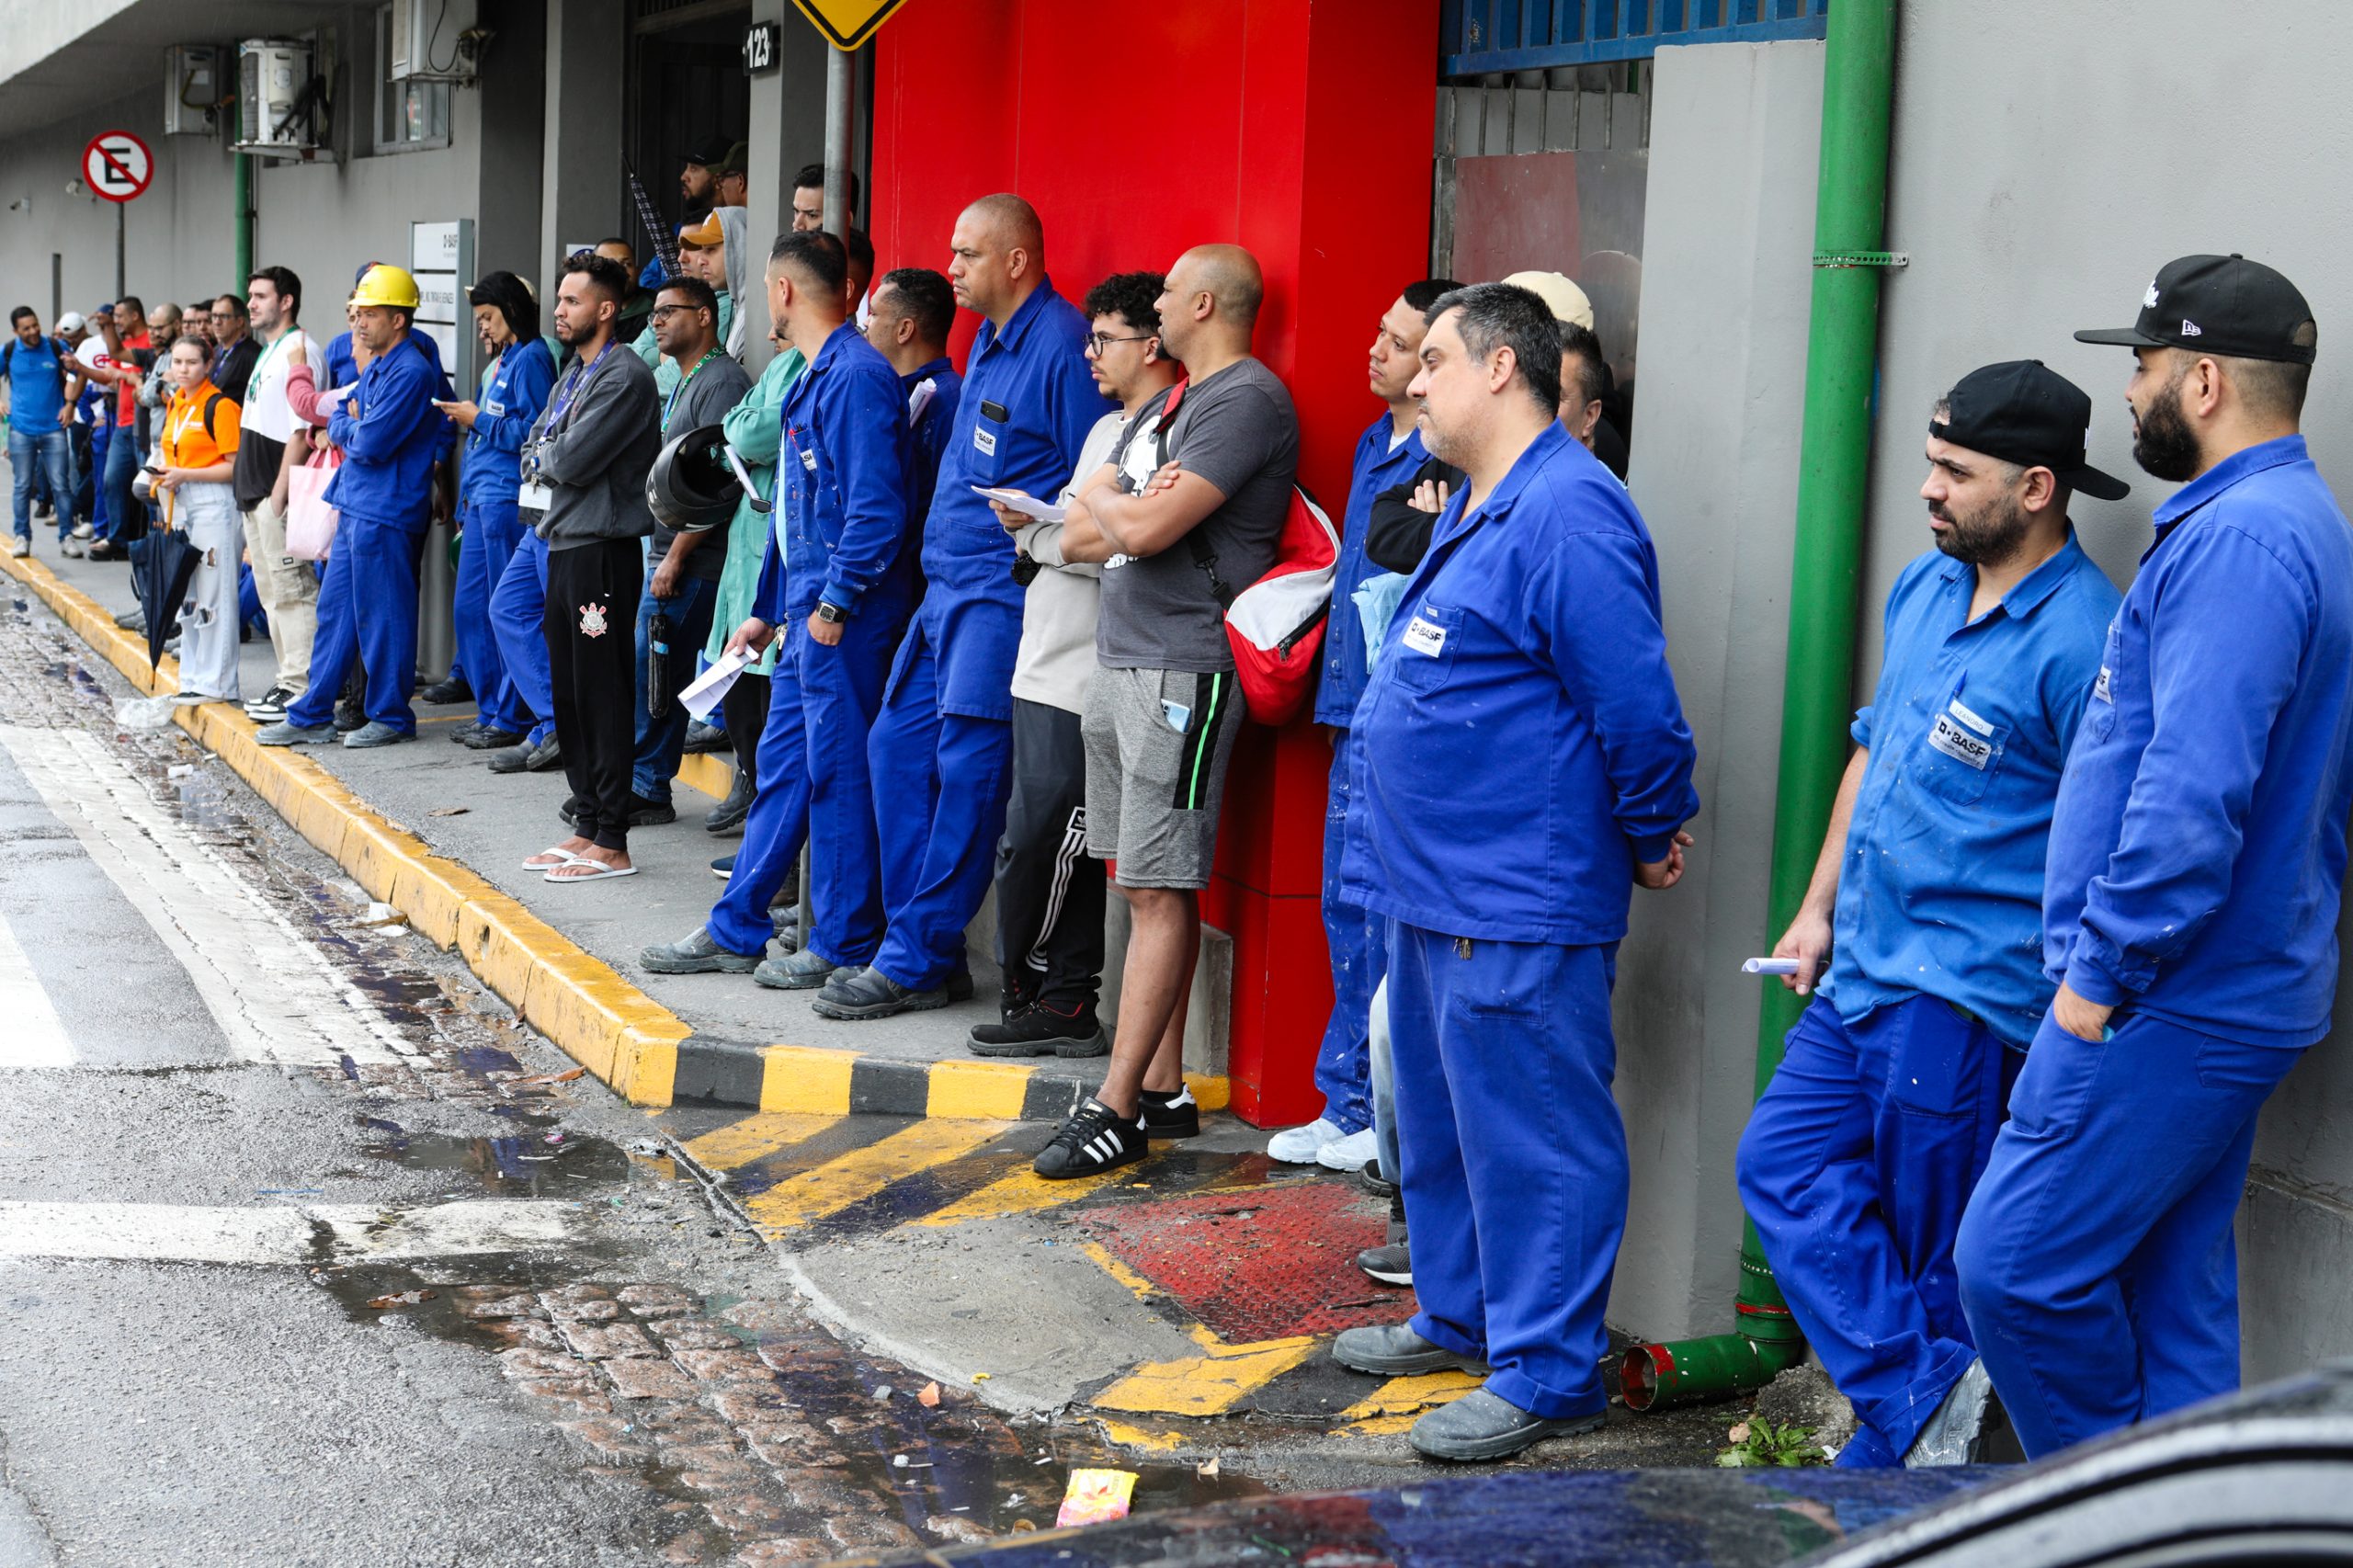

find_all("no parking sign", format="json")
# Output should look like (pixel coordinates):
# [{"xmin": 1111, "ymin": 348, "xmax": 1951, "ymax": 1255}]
[{"xmin": 82, "ymin": 131, "xmax": 153, "ymax": 203}]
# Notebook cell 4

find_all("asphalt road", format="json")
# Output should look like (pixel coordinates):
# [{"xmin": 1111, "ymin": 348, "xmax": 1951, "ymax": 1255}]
[{"xmin": 0, "ymin": 583, "xmax": 1233, "ymax": 1565}]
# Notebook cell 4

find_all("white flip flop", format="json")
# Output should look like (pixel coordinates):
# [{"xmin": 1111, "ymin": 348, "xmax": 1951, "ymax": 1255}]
[
  {"xmin": 544, "ymin": 860, "xmax": 640, "ymax": 884},
  {"xmin": 522, "ymin": 847, "xmax": 583, "ymax": 870}
]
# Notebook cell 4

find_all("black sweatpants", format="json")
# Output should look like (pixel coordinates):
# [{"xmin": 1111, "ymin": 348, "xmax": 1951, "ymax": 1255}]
[
  {"xmin": 544, "ymin": 539, "xmax": 643, "ymax": 853},
  {"xmin": 992, "ymin": 696, "xmax": 1106, "ymax": 1011},
  {"xmin": 721, "ymin": 658, "xmax": 772, "ymax": 794}
]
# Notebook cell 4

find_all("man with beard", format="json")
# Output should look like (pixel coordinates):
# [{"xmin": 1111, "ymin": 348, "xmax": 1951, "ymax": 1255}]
[
  {"xmin": 1735, "ymin": 360, "xmax": 2124, "ymax": 1469},
  {"xmin": 1957, "ymin": 257, "xmax": 2352, "ymax": 1458}
]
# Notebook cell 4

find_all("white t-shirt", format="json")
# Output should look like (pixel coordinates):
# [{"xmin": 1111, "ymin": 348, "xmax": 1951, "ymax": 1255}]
[
  {"xmin": 72, "ymin": 338, "xmax": 112, "ymax": 424},
  {"xmin": 239, "ymin": 328, "xmax": 322, "ymax": 444}
]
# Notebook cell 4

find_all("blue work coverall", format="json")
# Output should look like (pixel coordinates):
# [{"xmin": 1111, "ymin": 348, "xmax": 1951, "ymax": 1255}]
[
  {"xmin": 1311, "ymin": 413, "xmax": 1431, "ymax": 1135},
  {"xmin": 284, "ymin": 334, "xmax": 452, "ymax": 733},
  {"xmin": 865, "ymin": 280, "xmax": 1111, "ymax": 990},
  {"xmin": 901, "ymin": 356, "xmax": 964, "ymax": 521},
  {"xmin": 455, "ymin": 337, "xmax": 557, "ymax": 736},
  {"xmin": 708, "ymin": 324, "xmax": 915, "ymax": 967},
  {"xmin": 1957, "ymin": 435, "xmax": 2353, "ymax": 1458},
  {"xmin": 1340, "ymin": 422, "xmax": 1699, "ymax": 1420},
  {"xmin": 1737, "ymin": 539, "xmax": 2118, "ymax": 1467}
]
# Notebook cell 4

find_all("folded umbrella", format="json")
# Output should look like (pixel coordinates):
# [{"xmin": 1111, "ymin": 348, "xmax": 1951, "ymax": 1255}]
[
  {"xmin": 131, "ymin": 510, "xmax": 200, "ymax": 672},
  {"xmin": 646, "ymin": 609, "xmax": 675, "ymax": 722}
]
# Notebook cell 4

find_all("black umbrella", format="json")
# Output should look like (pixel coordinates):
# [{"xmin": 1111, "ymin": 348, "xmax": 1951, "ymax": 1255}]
[{"xmin": 130, "ymin": 505, "xmax": 199, "ymax": 671}]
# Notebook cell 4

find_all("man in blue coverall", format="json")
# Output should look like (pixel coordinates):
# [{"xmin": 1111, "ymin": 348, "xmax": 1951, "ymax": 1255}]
[
  {"xmin": 1956, "ymin": 256, "xmax": 2353, "ymax": 1459},
  {"xmin": 1737, "ymin": 361, "xmax": 2125, "ymax": 1468},
  {"xmin": 813, "ymin": 194, "xmax": 1112, "ymax": 1020},
  {"xmin": 1268, "ymin": 277, "xmax": 1459, "ymax": 1173},
  {"xmin": 439, "ymin": 270, "xmax": 557, "ymax": 751},
  {"xmin": 640, "ymin": 232, "xmax": 915, "ymax": 987},
  {"xmin": 1332, "ymin": 282, "xmax": 1699, "ymax": 1461},
  {"xmin": 862, "ymin": 267, "xmax": 965, "ymax": 518},
  {"xmin": 256, "ymin": 264, "xmax": 451, "ymax": 749}
]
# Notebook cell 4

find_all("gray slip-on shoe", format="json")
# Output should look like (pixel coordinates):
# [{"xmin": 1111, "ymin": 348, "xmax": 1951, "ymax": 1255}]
[
  {"xmin": 1409, "ymin": 1387, "xmax": 1603, "ymax": 1462},
  {"xmin": 341, "ymin": 721, "xmax": 415, "ymax": 749},
  {"xmin": 753, "ymin": 947, "xmax": 838, "ymax": 990},
  {"xmin": 1331, "ymin": 1323, "xmax": 1488, "ymax": 1378},
  {"xmin": 810, "ymin": 964, "xmax": 948, "ymax": 1020},
  {"xmin": 255, "ymin": 721, "xmax": 336, "ymax": 747},
  {"xmin": 640, "ymin": 926, "xmax": 761, "ymax": 976}
]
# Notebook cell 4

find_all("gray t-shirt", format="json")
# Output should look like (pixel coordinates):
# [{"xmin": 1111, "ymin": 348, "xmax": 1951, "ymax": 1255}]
[
  {"xmin": 653, "ymin": 351, "xmax": 755, "ymax": 580},
  {"xmin": 1097, "ymin": 357, "xmax": 1300, "ymax": 673}
]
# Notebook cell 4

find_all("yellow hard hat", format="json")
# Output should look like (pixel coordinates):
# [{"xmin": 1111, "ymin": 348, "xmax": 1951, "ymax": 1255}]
[{"xmin": 351, "ymin": 263, "xmax": 422, "ymax": 310}]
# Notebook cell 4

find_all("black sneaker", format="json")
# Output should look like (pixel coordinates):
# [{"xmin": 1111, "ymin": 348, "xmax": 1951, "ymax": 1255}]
[
  {"xmin": 1034, "ymin": 1097, "xmax": 1148, "ymax": 1179},
  {"xmin": 448, "ymin": 720, "xmax": 483, "ymax": 744},
  {"xmin": 1359, "ymin": 1160, "xmax": 1397, "ymax": 1199},
  {"xmin": 244, "ymin": 685, "xmax": 296, "ymax": 722},
  {"xmin": 1139, "ymin": 1085, "xmax": 1200, "ymax": 1140},
  {"xmin": 461, "ymin": 725, "xmax": 527, "ymax": 751},
  {"xmin": 627, "ymin": 793, "xmax": 677, "ymax": 827},
  {"xmin": 419, "ymin": 675, "xmax": 472, "ymax": 705},
  {"xmin": 333, "ymin": 699, "xmax": 366, "ymax": 733},
  {"xmin": 967, "ymin": 1001, "xmax": 1107, "ymax": 1058},
  {"xmin": 1356, "ymin": 1240, "xmax": 1411, "ymax": 1287}
]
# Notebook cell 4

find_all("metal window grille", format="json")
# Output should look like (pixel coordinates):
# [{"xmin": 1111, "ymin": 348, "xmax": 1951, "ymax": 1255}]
[{"xmin": 1441, "ymin": 0, "xmax": 1829, "ymax": 77}]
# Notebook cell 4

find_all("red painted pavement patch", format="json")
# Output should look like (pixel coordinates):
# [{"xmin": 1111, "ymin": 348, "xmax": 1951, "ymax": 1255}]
[{"xmin": 1075, "ymin": 1178, "xmax": 1412, "ymax": 1343}]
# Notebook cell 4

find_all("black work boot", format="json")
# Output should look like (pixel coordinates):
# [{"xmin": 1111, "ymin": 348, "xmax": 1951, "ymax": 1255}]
[
  {"xmin": 810, "ymin": 964, "xmax": 948, "ymax": 1021},
  {"xmin": 967, "ymin": 1001, "xmax": 1107, "ymax": 1058}
]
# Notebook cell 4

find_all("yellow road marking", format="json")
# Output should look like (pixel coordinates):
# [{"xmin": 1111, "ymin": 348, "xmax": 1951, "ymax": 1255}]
[
  {"xmin": 679, "ymin": 1112, "xmax": 842, "ymax": 1172},
  {"xmin": 915, "ymin": 1165, "xmax": 1129, "ymax": 1227},
  {"xmin": 759, "ymin": 1044, "xmax": 858, "ymax": 1113},
  {"xmin": 925, "ymin": 1059, "xmax": 1034, "ymax": 1119},
  {"xmin": 1095, "ymin": 1418, "xmax": 1187, "ymax": 1452},
  {"xmin": 1337, "ymin": 1370, "xmax": 1481, "ymax": 1424},
  {"xmin": 1092, "ymin": 1326, "xmax": 1320, "ymax": 1417},
  {"xmin": 743, "ymin": 1119, "xmax": 1009, "ymax": 1233}
]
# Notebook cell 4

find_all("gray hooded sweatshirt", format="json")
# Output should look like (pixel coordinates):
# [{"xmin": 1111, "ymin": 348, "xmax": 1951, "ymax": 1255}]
[{"xmin": 529, "ymin": 338, "xmax": 659, "ymax": 551}]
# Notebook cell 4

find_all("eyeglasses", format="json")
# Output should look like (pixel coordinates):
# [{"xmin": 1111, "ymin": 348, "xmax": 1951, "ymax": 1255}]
[
  {"xmin": 649, "ymin": 304, "xmax": 709, "ymax": 321},
  {"xmin": 1085, "ymin": 333, "xmax": 1153, "ymax": 356}
]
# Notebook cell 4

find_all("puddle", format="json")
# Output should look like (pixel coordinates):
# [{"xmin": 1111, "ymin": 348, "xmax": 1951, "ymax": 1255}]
[{"xmin": 358, "ymin": 1120, "xmax": 633, "ymax": 1193}]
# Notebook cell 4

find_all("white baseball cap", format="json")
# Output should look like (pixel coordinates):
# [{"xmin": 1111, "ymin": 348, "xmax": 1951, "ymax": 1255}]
[
  {"xmin": 1501, "ymin": 270, "xmax": 1595, "ymax": 329},
  {"xmin": 55, "ymin": 312, "xmax": 85, "ymax": 333}
]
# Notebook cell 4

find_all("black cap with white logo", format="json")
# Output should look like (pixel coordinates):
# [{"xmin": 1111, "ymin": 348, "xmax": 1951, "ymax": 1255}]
[
  {"xmin": 1932, "ymin": 359, "xmax": 2131, "ymax": 502},
  {"xmin": 2075, "ymin": 254, "xmax": 2316, "ymax": 365}
]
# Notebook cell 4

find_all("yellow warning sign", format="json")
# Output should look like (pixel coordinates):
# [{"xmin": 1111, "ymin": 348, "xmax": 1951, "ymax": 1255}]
[{"xmin": 788, "ymin": 0, "xmax": 912, "ymax": 51}]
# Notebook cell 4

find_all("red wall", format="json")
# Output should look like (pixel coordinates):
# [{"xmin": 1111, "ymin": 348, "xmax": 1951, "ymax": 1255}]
[{"xmin": 870, "ymin": 0, "xmax": 1439, "ymax": 1125}]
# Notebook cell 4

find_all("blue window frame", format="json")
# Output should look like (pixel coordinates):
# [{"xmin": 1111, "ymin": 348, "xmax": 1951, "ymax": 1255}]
[{"xmin": 1441, "ymin": 0, "xmax": 1829, "ymax": 76}]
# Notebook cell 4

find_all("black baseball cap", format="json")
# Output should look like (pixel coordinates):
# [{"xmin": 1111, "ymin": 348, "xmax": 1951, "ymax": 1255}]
[
  {"xmin": 2075, "ymin": 254, "xmax": 2316, "ymax": 365},
  {"xmin": 684, "ymin": 137, "xmax": 738, "ymax": 171},
  {"xmin": 1931, "ymin": 359, "xmax": 2131, "ymax": 502}
]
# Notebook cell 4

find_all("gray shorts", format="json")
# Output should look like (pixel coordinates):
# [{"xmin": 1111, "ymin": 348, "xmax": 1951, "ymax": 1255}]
[{"xmin": 1082, "ymin": 665, "xmax": 1245, "ymax": 889}]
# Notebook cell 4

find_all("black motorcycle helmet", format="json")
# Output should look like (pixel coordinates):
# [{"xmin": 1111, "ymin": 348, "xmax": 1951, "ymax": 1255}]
[{"xmin": 645, "ymin": 422, "xmax": 741, "ymax": 532}]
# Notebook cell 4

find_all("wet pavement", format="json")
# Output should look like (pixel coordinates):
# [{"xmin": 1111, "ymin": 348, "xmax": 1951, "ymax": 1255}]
[{"xmin": 0, "ymin": 574, "xmax": 1747, "ymax": 1566}]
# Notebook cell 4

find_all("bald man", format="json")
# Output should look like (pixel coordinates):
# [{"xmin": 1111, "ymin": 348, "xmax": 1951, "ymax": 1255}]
[
  {"xmin": 1031, "ymin": 244, "xmax": 1301, "ymax": 1176},
  {"xmin": 814, "ymin": 194, "xmax": 1115, "ymax": 1023}
]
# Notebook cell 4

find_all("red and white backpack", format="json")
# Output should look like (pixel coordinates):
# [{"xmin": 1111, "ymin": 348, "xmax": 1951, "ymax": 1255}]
[{"xmin": 1132, "ymin": 377, "xmax": 1337, "ymax": 726}]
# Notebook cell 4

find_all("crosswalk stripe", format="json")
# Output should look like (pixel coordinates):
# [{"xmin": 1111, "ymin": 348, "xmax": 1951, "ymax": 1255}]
[
  {"xmin": 678, "ymin": 1111, "xmax": 841, "ymax": 1171},
  {"xmin": 0, "ymin": 910, "xmax": 73, "ymax": 1068},
  {"xmin": 1336, "ymin": 1369, "xmax": 1482, "ymax": 1433},
  {"xmin": 913, "ymin": 1163, "xmax": 1130, "ymax": 1227},
  {"xmin": 743, "ymin": 1119, "xmax": 1010, "ymax": 1233},
  {"xmin": 0, "ymin": 1199, "xmax": 574, "ymax": 1264}
]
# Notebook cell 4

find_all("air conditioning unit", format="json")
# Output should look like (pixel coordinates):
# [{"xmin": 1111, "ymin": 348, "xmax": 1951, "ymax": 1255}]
[
  {"xmin": 388, "ymin": 0, "xmax": 479, "ymax": 84},
  {"xmin": 235, "ymin": 39, "xmax": 324, "ymax": 159},
  {"xmin": 164, "ymin": 44, "xmax": 225, "ymax": 136}
]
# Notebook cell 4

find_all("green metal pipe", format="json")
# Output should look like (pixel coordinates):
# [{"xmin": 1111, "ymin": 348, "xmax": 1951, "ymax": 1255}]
[
  {"xmin": 233, "ymin": 98, "xmax": 254, "ymax": 289},
  {"xmin": 1622, "ymin": 0, "xmax": 1900, "ymax": 1414}
]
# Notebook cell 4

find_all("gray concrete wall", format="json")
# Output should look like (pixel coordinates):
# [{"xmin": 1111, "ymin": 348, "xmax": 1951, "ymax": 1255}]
[
  {"xmin": 1612, "ymin": 39, "xmax": 1825, "ymax": 1340},
  {"xmin": 1864, "ymin": 0, "xmax": 2353, "ymax": 1385}
]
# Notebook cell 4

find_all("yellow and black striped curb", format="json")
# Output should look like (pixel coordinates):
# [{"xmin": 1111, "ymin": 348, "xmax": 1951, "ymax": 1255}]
[{"xmin": 3, "ymin": 551, "xmax": 1229, "ymax": 1120}]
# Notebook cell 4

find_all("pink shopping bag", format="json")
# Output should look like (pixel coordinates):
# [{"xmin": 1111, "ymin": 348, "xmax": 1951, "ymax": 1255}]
[{"xmin": 285, "ymin": 447, "xmax": 341, "ymax": 561}]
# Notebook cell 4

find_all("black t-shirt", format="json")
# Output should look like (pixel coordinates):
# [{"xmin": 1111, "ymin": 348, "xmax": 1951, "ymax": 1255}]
[{"xmin": 232, "ymin": 430, "xmax": 287, "ymax": 512}]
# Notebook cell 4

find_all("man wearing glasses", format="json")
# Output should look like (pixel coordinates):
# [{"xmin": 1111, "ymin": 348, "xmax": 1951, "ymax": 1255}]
[
  {"xmin": 970, "ymin": 271, "xmax": 1180, "ymax": 1060},
  {"xmin": 210, "ymin": 295, "xmax": 260, "ymax": 403}
]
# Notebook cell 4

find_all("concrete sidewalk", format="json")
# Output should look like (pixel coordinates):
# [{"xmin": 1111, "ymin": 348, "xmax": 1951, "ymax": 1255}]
[{"xmin": 5, "ymin": 536, "xmax": 1198, "ymax": 1119}]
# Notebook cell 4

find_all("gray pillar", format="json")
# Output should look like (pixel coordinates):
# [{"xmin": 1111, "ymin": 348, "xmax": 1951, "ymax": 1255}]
[
  {"xmin": 1608, "ymin": 39, "xmax": 1824, "ymax": 1341},
  {"xmin": 540, "ymin": 0, "xmax": 627, "ymax": 288},
  {"xmin": 743, "ymin": 0, "xmax": 830, "ymax": 369},
  {"xmin": 474, "ymin": 0, "xmax": 548, "ymax": 277}
]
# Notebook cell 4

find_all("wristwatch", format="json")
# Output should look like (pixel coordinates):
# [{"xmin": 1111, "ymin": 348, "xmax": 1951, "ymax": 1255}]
[{"xmin": 814, "ymin": 601, "xmax": 848, "ymax": 625}]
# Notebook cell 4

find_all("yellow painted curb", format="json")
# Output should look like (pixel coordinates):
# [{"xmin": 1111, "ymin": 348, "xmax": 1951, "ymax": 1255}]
[{"xmin": 2, "ymin": 551, "xmax": 685, "ymax": 1108}]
